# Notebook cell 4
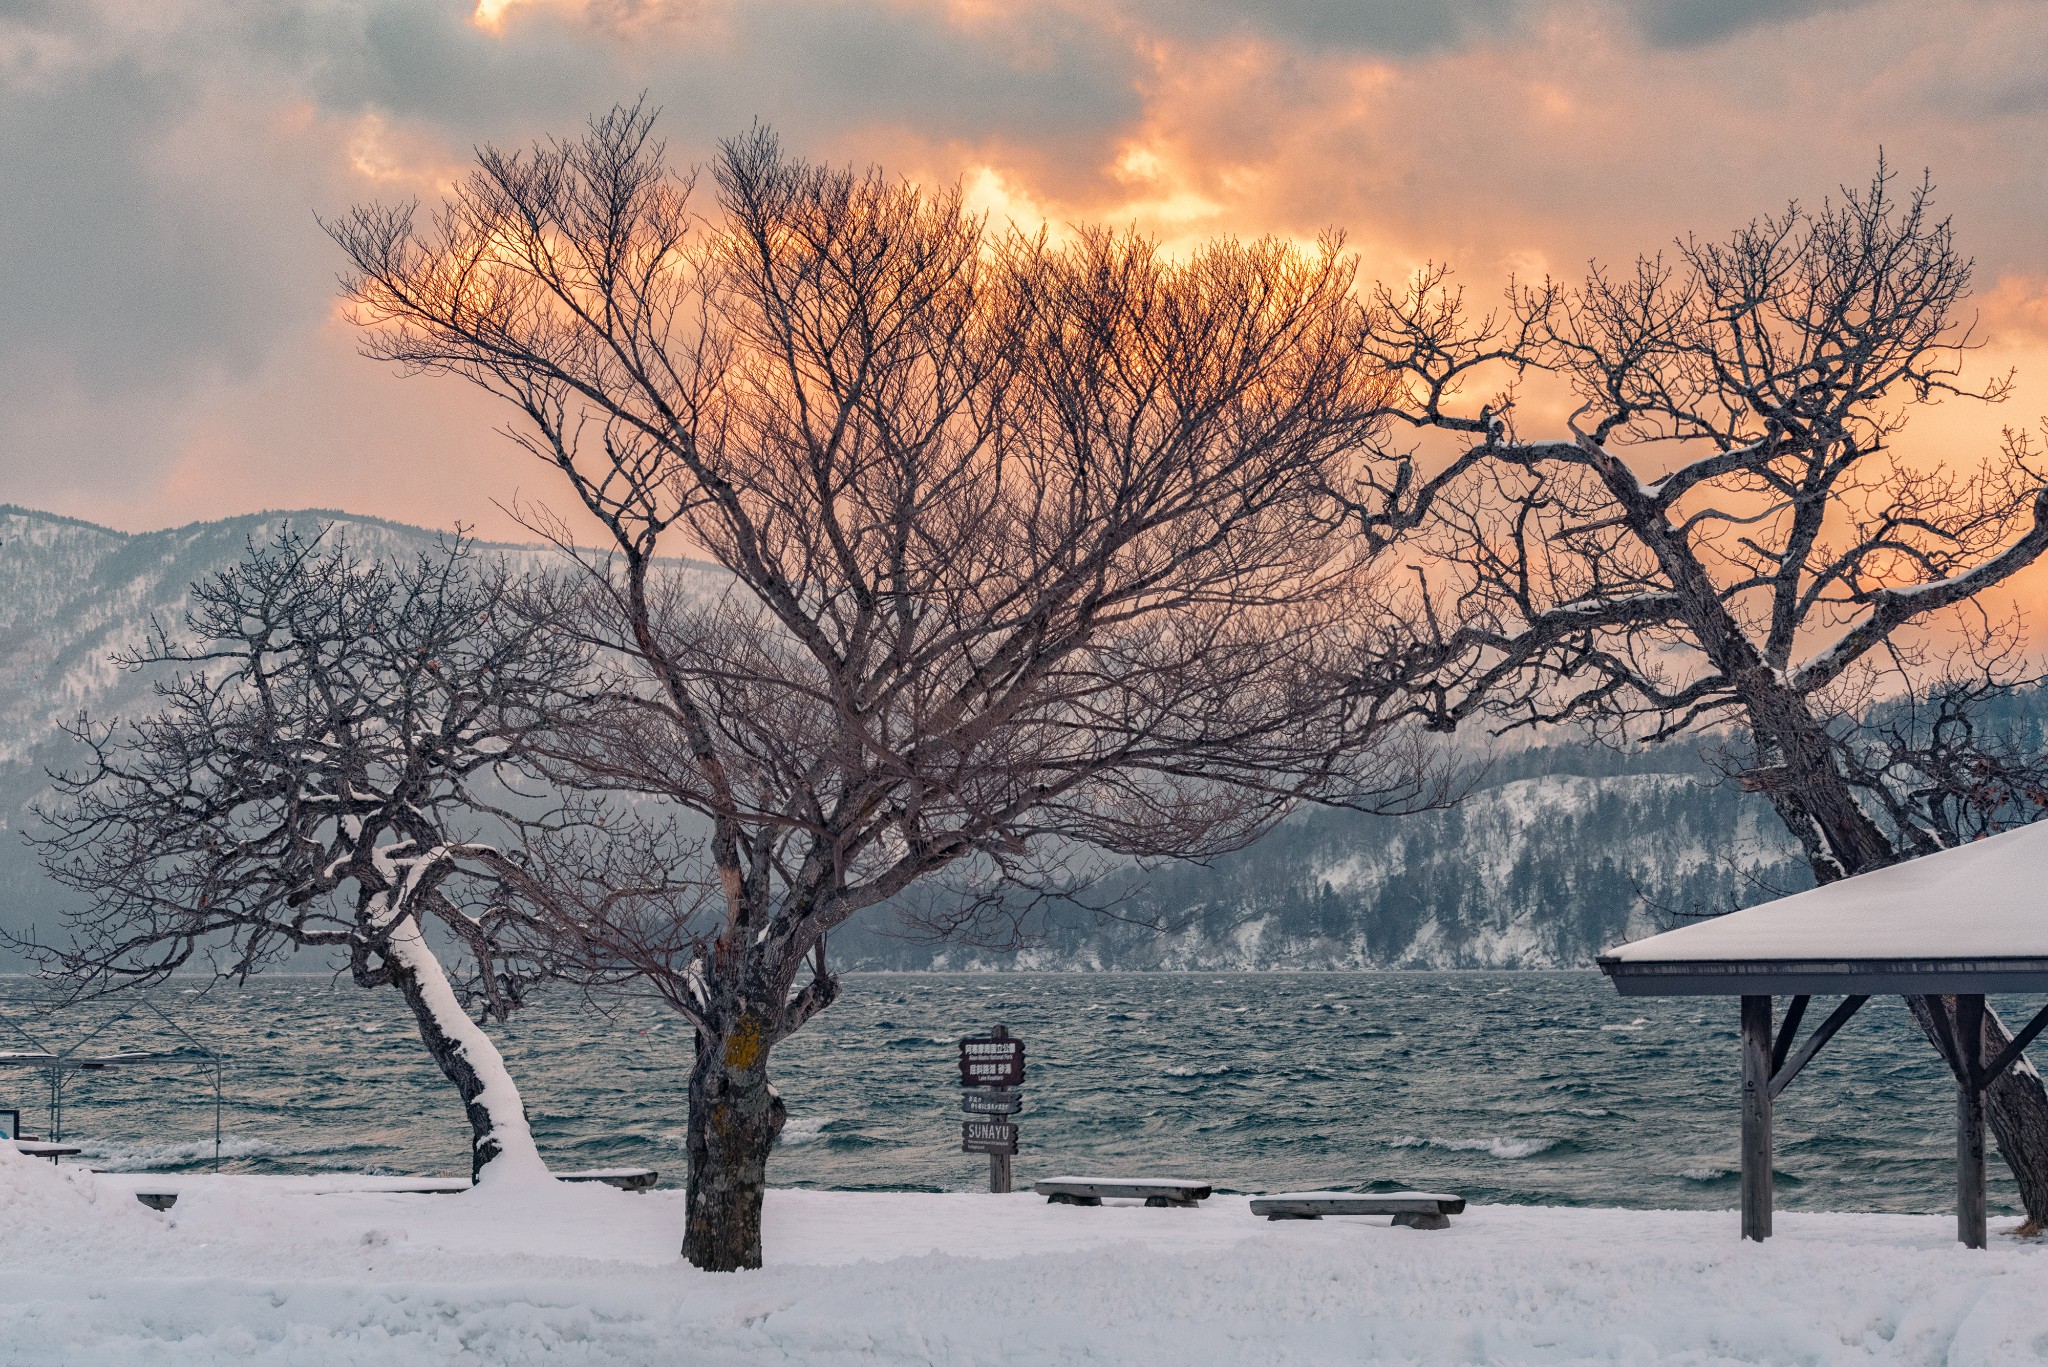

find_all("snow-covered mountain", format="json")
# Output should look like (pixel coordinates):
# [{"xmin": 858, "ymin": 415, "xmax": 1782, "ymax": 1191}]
[
  {"xmin": 0, "ymin": 506, "xmax": 555, "ymax": 947},
  {"xmin": 0, "ymin": 504, "xmax": 1811, "ymax": 969},
  {"xmin": 0, "ymin": 506, "xmax": 510, "ymax": 765}
]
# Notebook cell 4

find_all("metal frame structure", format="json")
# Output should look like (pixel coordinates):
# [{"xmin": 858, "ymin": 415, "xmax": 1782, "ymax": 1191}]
[{"xmin": 0, "ymin": 995, "xmax": 227, "ymax": 1170}]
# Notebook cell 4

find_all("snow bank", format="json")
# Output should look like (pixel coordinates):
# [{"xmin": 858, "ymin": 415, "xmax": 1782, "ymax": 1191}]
[
  {"xmin": 0, "ymin": 1140, "xmax": 162, "ymax": 1247},
  {"xmin": 1, "ymin": 1172, "xmax": 2044, "ymax": 1364}
]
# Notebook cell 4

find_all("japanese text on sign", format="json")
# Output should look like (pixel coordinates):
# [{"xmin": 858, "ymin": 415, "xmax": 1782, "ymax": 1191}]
[{"xmin": 957, "ymin": 1036, "xmax": 1025, "ymax": 1087}]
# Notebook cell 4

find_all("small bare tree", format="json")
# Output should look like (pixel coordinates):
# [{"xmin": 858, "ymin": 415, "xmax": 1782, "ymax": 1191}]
[
  {"xmin": 1355, "ymin": 165, "xmax": 2048, "ymax": 1226},
  {"xmin": 1831, "ymin": 649, "xmax": 2048, "ymax": 854},
  {"xmin": 28, "ymin": 528, "xmax": 592, "ymax": 1184},
  {"xmin": 327, "ymin": 106, "xmax": 1441, "ymax": 1269}
]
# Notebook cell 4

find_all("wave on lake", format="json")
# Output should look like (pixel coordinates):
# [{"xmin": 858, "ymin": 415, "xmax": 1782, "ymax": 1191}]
[{"xmin": 0, "ymin": 971, "xmax": 2022, "ymax": 1217}]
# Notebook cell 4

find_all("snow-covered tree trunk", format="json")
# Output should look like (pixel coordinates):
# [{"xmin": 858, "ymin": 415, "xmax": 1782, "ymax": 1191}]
[
  {"xmin": 27, "ymin": 527, "xmax": 580, "ymax": 1192},
  {"xmin": 381, "ymin": 911, "xmax": 548, "ymax": 1187}
]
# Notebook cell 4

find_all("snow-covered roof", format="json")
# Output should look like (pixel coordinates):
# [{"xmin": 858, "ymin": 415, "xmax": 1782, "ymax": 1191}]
[{"xmin": 1598, "ymin": 819, "xmax": 2048, "ymax": 995}]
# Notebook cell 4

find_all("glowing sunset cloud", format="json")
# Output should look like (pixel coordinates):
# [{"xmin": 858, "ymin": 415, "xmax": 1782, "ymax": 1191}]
[
  {"xmin": 470, "ymin": 0, "xmax": 536, "ymax": 31},
  {"xmin": 0, "ymin": 0, "xmax": 2044, "ymax": 559}
]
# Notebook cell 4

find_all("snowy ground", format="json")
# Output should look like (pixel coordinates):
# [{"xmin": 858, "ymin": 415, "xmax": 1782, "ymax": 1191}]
[{"xmin": 2, "ymin": 1149, "xmax": 2045, "ymax": 1365}]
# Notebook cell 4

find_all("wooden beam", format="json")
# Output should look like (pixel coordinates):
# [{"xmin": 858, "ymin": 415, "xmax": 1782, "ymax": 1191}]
[
  {"xmin": 1740, "ymin": 995, "xmax": 1773, "ymax": 1242},
  {"xmin": 1978, "ymin": 1000, "xmax": 2048, "ymax": 1089},
  {"xmin": 1957, "ymin": 994, "xmax": 1987, "ymax": 1249},
  {"xmin": 1770, "ymin": 996, "xmax": 1809, "ymax": 1075},
  {"xmin": 1602, "ymin": 958, "xmax": 2048, "ymax": 997},
  {"xmin": 1768, "ymin": 995, "xmax": 1869, "ymax": 1100}
]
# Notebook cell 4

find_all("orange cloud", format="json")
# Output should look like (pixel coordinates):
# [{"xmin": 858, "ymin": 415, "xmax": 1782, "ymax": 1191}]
[{"xmin": 13, "ymin": 0, "xmax": 2048, "ymax": 557}]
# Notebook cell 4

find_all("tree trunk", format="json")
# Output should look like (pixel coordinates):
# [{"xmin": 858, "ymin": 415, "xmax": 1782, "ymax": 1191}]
[
  {"xmin": 683, "ymin": 1011, "xmax": 788, "ymax": 1271},
  {"xmin": 1726, "ymin": 690, "xmax": 2048, "ymax": 1228},
  {"xmin": 382, "ymin": 915, "xmax": 548, "ymax": 1186},
  {"xmin": 1746, "ymin": 694, "xmax": 1895, "ymax": 883},
  {"xmin": 1905, "ymin": 994, "xmax": 2048, "ymax": 1233}
]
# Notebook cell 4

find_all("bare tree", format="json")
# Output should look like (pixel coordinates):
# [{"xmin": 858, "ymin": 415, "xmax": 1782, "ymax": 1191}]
[
  {"xmin": 1356, "ymin": 165, "xmax": 2048, "ymax": 1228},
  {"xmin": 1833, "ymin": 650, "xmax": 2048, "ymax": 855},
  {"xmin": 326, "ymin": 106, "xmax": 1442, "ymax": 1270},
  {"xmin": 28, "ymin": 528, "xmax": 592, "ymax": 1184}
]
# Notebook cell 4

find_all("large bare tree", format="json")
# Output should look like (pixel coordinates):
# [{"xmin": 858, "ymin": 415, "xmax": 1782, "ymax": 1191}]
[
  {"xmin": 1355, "ymin": 166, "xmax": 2048, "ymax": 1227},
  {"xmin": 327, "ymin": 106, "xmax": 1440, "ymax": 1269},
  {"xmin": 29, "ymin": 528, "xmax": 591, "ymax": 1184}
]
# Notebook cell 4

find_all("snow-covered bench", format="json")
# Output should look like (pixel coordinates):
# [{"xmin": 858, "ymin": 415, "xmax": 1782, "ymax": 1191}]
[
  {"xmin": 1249, "ymin": 1191, "xmax": 1465, "ymax": 1230},
  {"xmin": 1033, "ymin": 1177, "xmax": 1212, "ymax": 1208},
  {"xmin": 120, "ymin": 1176, "xmax": 471, "ymax": 1210},
  {"xmin": 120, "ymin": 1168, "xmax": 659, "ymax": 1209},
  {"xmin": 558, "ymin": 1168, "xmax": 658, "ymax": 1191}
]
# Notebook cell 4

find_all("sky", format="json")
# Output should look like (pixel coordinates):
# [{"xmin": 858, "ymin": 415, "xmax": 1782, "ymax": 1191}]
[{"xmin": 3, "ymin": 0, "xmax": 2047, "ymax": 542}]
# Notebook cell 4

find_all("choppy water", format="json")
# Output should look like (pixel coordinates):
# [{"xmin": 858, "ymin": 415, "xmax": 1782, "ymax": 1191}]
[{"xmin": 0, "ymin": 972, "xmax": 2024, "ymax": 1216}]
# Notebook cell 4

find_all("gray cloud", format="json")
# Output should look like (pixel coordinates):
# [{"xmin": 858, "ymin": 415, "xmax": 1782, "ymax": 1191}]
[
  {"xmin": 216, "ymin": 1, "xmax": 1142, "ymax": 160},
  {"xmin": 0, "ymin": 0, "xmax": 1148, "ymax": 519},
  {"xmin": 1628, "ymin": 0, "xmax": 1886, "ymax": 47},
  {"xmin": 1106, "ymin": 0, "xmax": 1521, "ymax": 56},
  {"xmin": 0, "ymin": 45, "xmax": 312, "ymax": 391},
  {"xmin": 1102, "ymin": 0, "xmax": 1896, "ymax": 54}
]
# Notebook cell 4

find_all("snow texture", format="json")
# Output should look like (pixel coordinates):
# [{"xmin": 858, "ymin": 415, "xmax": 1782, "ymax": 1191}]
[
  {"xmin": 3, "ymin": 1144, "xmax": 2045, "ymax": 1364},
  {"xmin": 1606, "ymin": 819, "xmax": 2048, "ymax": 963}
]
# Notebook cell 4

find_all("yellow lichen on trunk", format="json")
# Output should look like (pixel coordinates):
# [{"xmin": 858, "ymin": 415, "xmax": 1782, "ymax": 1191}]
[{"xmin": 724, "ymin": 1015, "xmax": 765, "ymax": 1072}]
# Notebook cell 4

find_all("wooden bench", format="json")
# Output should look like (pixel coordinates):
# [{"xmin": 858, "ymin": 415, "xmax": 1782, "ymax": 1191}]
[
  {"xmin": 1034, "ymin": 1177, "xmax": 1213, "ymax": 1208},
  {"xmin": 1249, "ymin": 1191, "xmax": 1466, "ymax": 1230},
  {"xmin": 558, "ymin": 1168, "xmax": 658, "ymax": 1191}
]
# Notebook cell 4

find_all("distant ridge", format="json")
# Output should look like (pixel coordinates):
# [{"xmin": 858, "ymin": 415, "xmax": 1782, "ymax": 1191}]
[
  {"xmin": 0, "ymin": 503, "xmax": 724, "ymax": 571},
  {"xmin": 0, "ymin": 504, "xmax": 115, "ymax": 534}
]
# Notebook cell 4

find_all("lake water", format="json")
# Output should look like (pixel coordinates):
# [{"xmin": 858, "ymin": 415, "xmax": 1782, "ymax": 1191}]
[{"xmin": 0, "ymin": 971, "xmax": 2024, "ymax": 1217}]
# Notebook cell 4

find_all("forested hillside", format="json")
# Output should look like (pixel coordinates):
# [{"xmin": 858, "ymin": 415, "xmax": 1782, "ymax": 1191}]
[
  {"xmin": 832, "ymin": 761, "xmax": 1811, "ymax": 970},
  {"xmin": 0, "ymin": 504, "xmax": 1822, "ymax": 969}
]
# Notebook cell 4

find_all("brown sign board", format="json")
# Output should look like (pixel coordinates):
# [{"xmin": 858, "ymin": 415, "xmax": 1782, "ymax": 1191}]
[
  {"xmin": 962, "ymin": 1135, "xmax": 1017, "ymax": 1156},
  {"xmin": 958, "ymin": 1036, "xmax": 1025, "ymax": 1087},
  {"xmin": 961, "ymin": 1120, "xmax": 1018, "ymax": 1155},
  {"xmin": 960, "ymin": 1089, "xmax": 1023, "ymax": 1116}
]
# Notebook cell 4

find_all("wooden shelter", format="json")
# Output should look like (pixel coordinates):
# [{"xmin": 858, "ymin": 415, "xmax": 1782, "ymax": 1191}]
[{"xmin": 1597, "ymin": 820, "xmax": 2048, "ymax": 1248}]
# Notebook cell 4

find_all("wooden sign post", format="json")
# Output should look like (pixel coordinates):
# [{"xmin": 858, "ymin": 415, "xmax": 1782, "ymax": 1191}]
[{"xmin": 958, "ymin": 1024, "xmax": 1024, "ymax": 1193}]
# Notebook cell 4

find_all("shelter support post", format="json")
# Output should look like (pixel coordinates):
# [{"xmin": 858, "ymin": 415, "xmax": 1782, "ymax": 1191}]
[
  {"xmin": 1769, "ymin": 996, "xmax": 1808, "ymax": 1076},
  {"xmin": 1956, "ymin": 994, "xmax": 1988, "ymax": 1250},
  {"xmin": 1740, "ymin": 995, "xmax": 1773, "ymax": 1242}
]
